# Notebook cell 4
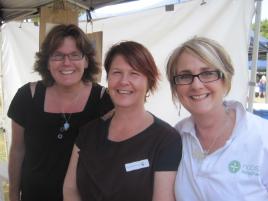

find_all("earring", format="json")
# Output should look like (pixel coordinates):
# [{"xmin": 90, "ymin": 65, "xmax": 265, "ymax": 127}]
[
  {"xmin": 144, "ymin": 92, "xmax": 150, "ymax": 102},
  {"xmin": 178, "ymin": 102, "xmax": 182, "ymax": 116}
]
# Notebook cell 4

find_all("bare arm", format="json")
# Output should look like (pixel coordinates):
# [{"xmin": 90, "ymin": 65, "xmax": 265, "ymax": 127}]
[
  {"xmin": 152, "ymin": 171, "xmax": 177, "ymax": 201},
  {"xmin": 63, "ymin": 145, "xmax": 81, "ymax": 201},
  {"xmin": 8, "ymin": 120, "xmax": 25, "ymax": 201}
]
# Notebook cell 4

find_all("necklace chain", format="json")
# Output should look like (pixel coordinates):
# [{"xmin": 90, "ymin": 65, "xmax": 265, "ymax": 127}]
[
  {"xmin": 197, "ymin": 107, "xmax": 233, "ymax": 158},
  {"xmin": 57, "ymin": 90, "xmax": 84, "ymax": 140}
]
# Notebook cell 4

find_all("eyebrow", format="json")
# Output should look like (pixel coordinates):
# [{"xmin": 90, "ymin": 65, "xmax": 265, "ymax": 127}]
[
  {"xmin": 53, "ymin": 51, "xmax": 81, "ymax": 54},
  {"xmin": 177, "ymin": 67, "xmax": 215, "ymax": 74}
]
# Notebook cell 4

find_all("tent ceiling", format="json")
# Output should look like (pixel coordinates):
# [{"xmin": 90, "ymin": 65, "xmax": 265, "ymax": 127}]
[{"xmin": 0, "ymin": 0, "xmax": 135, "ymax": 24}]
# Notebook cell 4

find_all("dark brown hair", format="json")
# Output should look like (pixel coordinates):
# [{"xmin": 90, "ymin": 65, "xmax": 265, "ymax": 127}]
[
  {"xmin": 34, "ymin": 24, "xmax": 99, "ymax": 86},
  {"xmin": 104, "ymin": 41, "xmax": 160, "ymax": 93}
]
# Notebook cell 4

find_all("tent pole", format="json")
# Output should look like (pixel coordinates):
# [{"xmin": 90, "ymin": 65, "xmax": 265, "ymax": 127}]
[
  {"xmin": 0, "ymin": 28, "xmax": 9, "ymax": 160},
  {"xmin": 266, "ymin": 52, "xmax": 268, "ymax": 103},
  {"xmin": 248, "ymin": 0, "xmax": 263, "ymax": 112}
]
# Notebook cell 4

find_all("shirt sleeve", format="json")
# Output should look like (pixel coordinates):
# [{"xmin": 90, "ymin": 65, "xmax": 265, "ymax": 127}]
[
  {"xmin": 76, "ymin": 118, "xmax": 101, "ymax": 150},
  {"xmin": 7, "ymin": 83, "xmax": 31, "ymax": 127},
  {"xmin": 76, "ymin": 123, "xmax": 89, "ymax": 150},
  {"xmin": 154, "ymin": 128, "xmax": 182, "ymax": 171}
]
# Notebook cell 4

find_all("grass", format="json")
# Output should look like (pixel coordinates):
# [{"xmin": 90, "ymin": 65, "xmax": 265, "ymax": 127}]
[
  {"xmin": 254, "ymin": 95, "xmax": 267, "ymax": 103},
  {"xmin": 0, "ymin": 129, "xmax": 8, "ymax": 162}
]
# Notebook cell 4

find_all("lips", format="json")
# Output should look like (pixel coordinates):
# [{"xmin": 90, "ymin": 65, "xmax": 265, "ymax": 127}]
[
  {"xmin": 117, "ymin": 89, "xmax": 132, "ymax": 94},
  {"xmin": 60, "ymin": 70, "xmax": 74, "ymax": 75},
  {"xmin": 190, "ymin": 94, "xmax": 208, "ymax": 100}
]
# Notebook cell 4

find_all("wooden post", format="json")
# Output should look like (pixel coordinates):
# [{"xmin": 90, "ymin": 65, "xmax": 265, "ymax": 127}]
[
  {"xmin": 39, "ymin": 1, "xmax": 79, "ymax": 47},
  {"xmin": 87, "ymin": 31, "xmax": 103, "ymax": 81}
]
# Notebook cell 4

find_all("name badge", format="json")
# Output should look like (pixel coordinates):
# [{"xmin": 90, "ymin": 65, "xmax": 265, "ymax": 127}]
[{"xmin": 125, "ymin": 159, "xmax": 150, "ymax": 172}]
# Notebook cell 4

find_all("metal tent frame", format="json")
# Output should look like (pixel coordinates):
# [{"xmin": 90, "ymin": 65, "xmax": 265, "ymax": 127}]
[{"xmin": 248, "ymin": 0, "xmax": 268, "ymax": 111}]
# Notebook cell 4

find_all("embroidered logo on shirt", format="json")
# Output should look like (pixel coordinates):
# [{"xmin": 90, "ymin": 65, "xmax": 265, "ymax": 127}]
[
  {"xmin": 241, "ymin": 164, "xmax": 259, "ymax": 176},
  {"xmin": 228, "ymin": 160, "xmax": 259, "ymax": 176},
  {"xmin": 125, "ymin": 159, "xmax": 150, "ymax": 172},
  {"xmin": 228, "ymin": 160, "xmax": 241, "ymax": 173}
]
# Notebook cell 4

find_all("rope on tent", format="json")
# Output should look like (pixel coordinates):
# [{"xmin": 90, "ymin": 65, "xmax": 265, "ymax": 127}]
[{"xmin": 200, "ymin": 0, "xmax": 207, "ymax": 5}]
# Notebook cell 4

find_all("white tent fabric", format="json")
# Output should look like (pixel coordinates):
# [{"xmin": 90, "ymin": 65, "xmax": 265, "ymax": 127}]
[
  {"xmin": 0, "ymin": 0, "xmax": 254, "ymax": 193},
  {"xmin": 83, "ymin": 0, "xmax": 254, "ymax": 125}
]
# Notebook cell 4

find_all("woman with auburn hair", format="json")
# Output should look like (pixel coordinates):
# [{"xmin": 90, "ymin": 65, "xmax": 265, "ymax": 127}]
[{"xmin": 64, "ymin": 41, "xmax": 182, "ymax": 201}]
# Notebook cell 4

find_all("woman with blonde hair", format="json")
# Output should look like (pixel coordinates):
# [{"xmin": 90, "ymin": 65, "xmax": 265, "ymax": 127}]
[{"xmin": 166, "ymin": 37, "xmax": 268, "ymax": 201}]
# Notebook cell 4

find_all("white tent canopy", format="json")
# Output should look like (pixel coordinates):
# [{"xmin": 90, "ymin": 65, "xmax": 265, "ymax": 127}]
[
  {"xmin": 0, "ymin": 0, "xmax": 254, "ymax": 198},
  {"xmin": 2, "ymin": 0, "xmax": 254, "ymax": 124}
]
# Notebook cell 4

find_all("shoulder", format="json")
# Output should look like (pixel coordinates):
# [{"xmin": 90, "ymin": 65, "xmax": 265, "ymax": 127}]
[
  {"xmin": 153, "ymin": 116, "xmax": 178, "ymax": 133},
  {"xmin": 232, "ymin": 100, "xmax": 268, "ymax": 132},
  {"xmin": 76, "ymin": 118, "xmax": 105, "ymax": 148},
  {"xmin": 16, "ymin": 81, "xmax": 43, "ymax": 96},
  {"xmin": 152, "ymin": 116, "xmax": 181, "ymax": 141},
  {"xmin": 11, "ymin": 82, "xmax": 36, "ymax": 102},
  {"xmin": 245, "ymin": 111, "xmax": 268, "ymax": 140},
  {"xmin": 231, "ymin": 101, "xmax": 268, "ymax": 148},
  {"xmin": 29, "ymin": 81, "xmax": 44, "ymax": 97},
  {"xmin": 79, "ymin": 117, "xmax": 104, "ymax": 133},
  {"xmin": 91, "ymin": 83, "xmax": 104, "ymax": 92},
  {"xmin": 150, "ymin": 116, "xmax": 182, "ymax": 171},
  {"xmin": 17, "ymin": 82, "xmax": 31, "ymax": 93},
  {"xmin": 90, "ymin": 83, "xmax": 109, "ymax": 99},
  {"xmin": 174, "ymin": 116, "xmax": 193, "ymax": 135}
]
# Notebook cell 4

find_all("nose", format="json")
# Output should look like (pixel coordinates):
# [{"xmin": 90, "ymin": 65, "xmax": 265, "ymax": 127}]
[
  {"xmin": 191, "ymin": 76, "xmax": 203, "ymax": 88},
  {"xmin": 119, "ymin": 73, "xmax": 130, "ymax": 84},
  {"xmin": 63, "ymin": 55, "xmax": 71, "ymax": 65}
]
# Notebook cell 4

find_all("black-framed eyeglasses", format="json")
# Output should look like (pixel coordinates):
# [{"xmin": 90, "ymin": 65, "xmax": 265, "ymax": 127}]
[
  {"xmin": 173, "ymin": 70, "xmax": 224, "ymax": 85},
  {"xmin": 50, "ymin": 52, "xmax": 84, "ymax": 61}
]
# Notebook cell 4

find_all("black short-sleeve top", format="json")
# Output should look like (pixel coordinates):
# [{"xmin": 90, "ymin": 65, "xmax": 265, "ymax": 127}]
[
  {"xmin": 76, "ymin": 116, "xmax": 182, "ymax": 201},
  {"xmin": 7, "ymin": 81, "xmax": 114, "ymax": 201}
]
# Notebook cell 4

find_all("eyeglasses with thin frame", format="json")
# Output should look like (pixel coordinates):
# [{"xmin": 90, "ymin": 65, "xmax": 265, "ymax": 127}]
[
  {"xmin": 50, "ymin": 52, "xmax": 84, "ymax": 61},
  {"xmin": 173, "ymin": 70, "xmax": 224, "ymax": 85}
]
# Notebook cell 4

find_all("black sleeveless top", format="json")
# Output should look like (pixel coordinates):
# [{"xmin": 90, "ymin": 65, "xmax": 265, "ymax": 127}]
[{"xmin": 8, "ymin": 81, "xmax": 114, "ymax": 201}]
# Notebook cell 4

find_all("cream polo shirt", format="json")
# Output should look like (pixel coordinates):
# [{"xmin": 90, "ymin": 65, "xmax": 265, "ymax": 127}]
[{"xmin": 174, "ymin": 101, "xmax": 268, "ymax": 201}]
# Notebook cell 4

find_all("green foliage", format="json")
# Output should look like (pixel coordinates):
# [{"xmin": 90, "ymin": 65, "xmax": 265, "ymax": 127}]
[
  {"xmin": 260, "ymin": 19, "xmax": 268, "ymax": 39},
  {"xmin": 252, "ymin": 19, "xmax": 268, "ymax": 39}
]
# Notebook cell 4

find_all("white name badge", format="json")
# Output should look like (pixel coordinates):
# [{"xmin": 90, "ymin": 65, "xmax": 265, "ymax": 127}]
[{"xmin": 125, "ymin": 159, "xmax": 150, "ymax": 172}]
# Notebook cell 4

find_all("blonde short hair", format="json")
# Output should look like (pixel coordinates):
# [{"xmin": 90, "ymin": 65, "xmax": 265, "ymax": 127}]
[{"xmin": 166, "ymin": 37, "xmax": 234, "ymax": 103}]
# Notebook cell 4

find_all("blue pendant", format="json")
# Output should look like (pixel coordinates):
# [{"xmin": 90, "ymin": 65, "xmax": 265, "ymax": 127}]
[{"xmin": 63, "ymin": 122, "xmax": 70, "ymax": 131}]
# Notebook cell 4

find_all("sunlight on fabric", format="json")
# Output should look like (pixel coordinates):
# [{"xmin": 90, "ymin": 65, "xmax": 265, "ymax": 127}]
[{"xmin": 86, "ymin": 0, "xmax": 181, "ymax": 19}]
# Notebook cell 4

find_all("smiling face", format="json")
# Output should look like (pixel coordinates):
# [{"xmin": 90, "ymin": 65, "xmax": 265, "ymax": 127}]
[
  {"xmin": 175, "ymin": 51, "xmax": 227, "ymax": 116},
  {"xmin": 48, "ymin": 36, "xmax": 88, "ymax": 87},
  {"xmin": 108, "ymin": 55, "xmax": 148, "ymax": 110}
]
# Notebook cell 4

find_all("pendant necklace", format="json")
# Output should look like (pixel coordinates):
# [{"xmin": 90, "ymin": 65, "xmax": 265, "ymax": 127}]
[
  {"xmin": 195, "ymin": 107, "xmax": 233, "ymax": 159},
  {"xmin": 62, "ymin": 113, "xmax": 72, "ymax": 131},
  {"xmin": 55, "ymin": 84, "xmax": 87, "ymax": 140},
  {"xmin": 57, "ymin": 112, "xmax": 72, "ymax": 139}
]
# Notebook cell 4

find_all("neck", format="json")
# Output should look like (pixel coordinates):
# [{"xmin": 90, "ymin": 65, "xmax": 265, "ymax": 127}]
[
  {"xmin": 108, "ymin": 107, "xmax": 153, "ymax": 142},
  {"xmin": 113, "ymin": 106, "xmax": 147, "ymax": 121},
  {"xmin": 194, "ymin": 104, "xmax": 227, "ymax": 138},
  {"xmin": 45, "ymin": 81, "xmax": 91, "ymax": 113},
  {"xmin": 194, "ymin": 104, "xmax": 235, "ymax": 154},
  {"xmin": 52, "ymin": 82, "xmax": 87, "ymax": 98}
]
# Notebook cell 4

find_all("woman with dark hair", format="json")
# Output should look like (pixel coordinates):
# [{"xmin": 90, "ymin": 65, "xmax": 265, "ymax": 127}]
[
  {"xmin": 8, "ymin": 24, "xmax": 114, "ymax": 201},
  {"xmin": 63, "ymin": 41, "xmax": 182, "ymax": 201}
]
